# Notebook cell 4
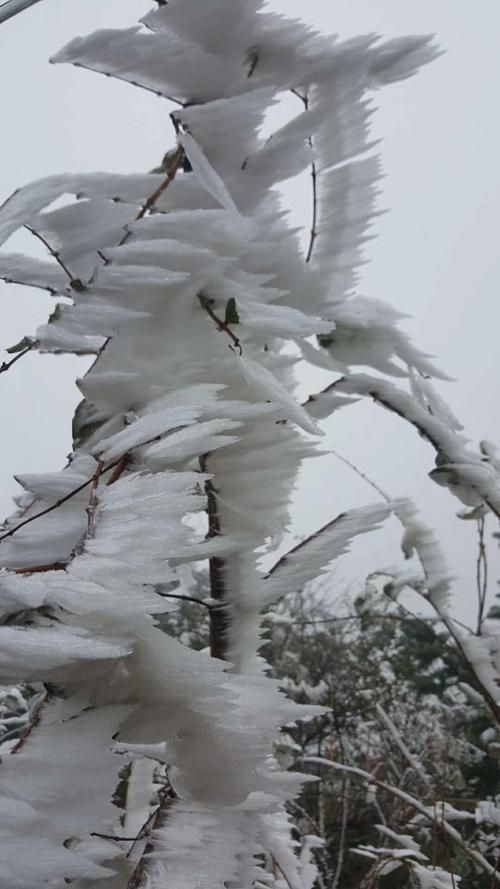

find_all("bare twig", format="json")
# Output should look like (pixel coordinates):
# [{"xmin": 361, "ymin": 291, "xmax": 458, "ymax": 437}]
[
  {"xmin": 0, "ymin": 344, "xmax": 35, "ymax": 375},
  {"xmin": 329, "ymin": 447, "xmax": 390, "ymax": 503},
  {"xmin": 0, "ymin": 456, "xmax": 128, "ymax": 545},
  {"xmin": 247, "ymin": 50, "xmax": 259, "ymax": 78},
  {"xmin": 289, "ymin": 613, "xmax": 435, "ymax": 627},
  {"xmin": 80, "ymin": 127, "xmax": 186, "ymax": 388},
  {"xmin": 264, "ymin": 512, "xmax": 347, "ymax": 579},
  {"xmin": 10, "ymin": 690, "xmax": 47, "ymax": 754},
  {"xmin": 302, "ymin": 756, "xmax": 500, "ymax": 884},
  {"xmin": 133, "ymin": 144, "xmax": 184, "ymax": 226},
  {"xmin": 291, "ymin": 89, "xmax": 318, "ymax": 264},
  {"xmin": 199, "ymin": 454, "xmax": 229, "ymax": 659},
  {"xmin": 91, "ymin": 832, "xmax": 137, "ymax": 842},
  {"xmin": 126, "ymin": 790, "xmax": 175, "ymax": 889},
  {"xmin": 306, "ymin": 160, "xmax": 318, "ymax": 264},
  {"xmin": 332, "ymin": 375, "xmax": 500, "ymax": 522},
  {"xmin": 106, "ymin": 452, "xmax": 130, "ymax": 487},
  {"xmin": 375, "ymin": 702, "xmax": 431, "ymax": 787},
  {"xmin": 126, "ymin": 799, "xmax": 162, "ymax": 861},
  {"xmin": 271, "ymin": 856, "xmax": 294, "ymax": 889},
  {"xmin": 1, "ymin": 418, "xmax": 205, "ymax": 550},
  {"xmin": 331, "ymin": 777, "xmax": 350, "ymax": 889},
  {"xmin": 156, "ymin": 591, "xmax": 214, "ymax": 610},
  {"xmin": 24, "ymin": 225, "xmax": 78, "ymax": 286},
  {"xmin": 476, "ymin": 515, "xmax": 488, "ymax": 634},
  {"xmin": 0, "ymin": 0, "xmax": 43, "ymax": 26},
  {"xmin": 85, "ymin": 459, "xmax": 104, "ymax": 540},
  {"xmin": 198, "ymin": 295, "xmax": 242, "ymax": 354},
  {"xmin": 11, "ymin": 561, "xmax": 67, "ymax": 575}
]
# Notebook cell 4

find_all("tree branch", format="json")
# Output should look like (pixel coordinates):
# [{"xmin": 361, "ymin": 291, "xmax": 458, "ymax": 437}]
[
  {"xmin": 329, "ymin": 447, "xmax": 391, "ymax": 503},
  {"xmin": 301, "ymin": 756, "xmax": 500, "ymax": 884},
  {"xmin": 288, "ymin": 613, "xmax": 435, "ymax": 627},
  {"xmin": 10, "ymin": 689, "xmax": 47, "ymax": 754},
  {"xmin": 199, "ymin": 454, "xmax": 230, "ymax": 659},
  {"xmin": 24, "ymin": 225, "xmax": 81, "ymax": 288},
  {"xmin": 309, "ymin": 374, "xmax": 500, "ymax": 521},
  {"xmin": 198, "ymin": 294, "xmax": 242, "ymax": 354},
  {"xmin": 126, "ymin": 790, "xmax": 175, "ymax": 889},
  {"xmin": 11, "ymin": 561, "xmax": 67, "ymax": 575},
  {"xmin": 156, "ymin": 591, "xmax": 214, "ymax": 610},
  {"xmin": 0, "ymin": 455, "xmax": 129, "ymax": 545},
  {"xmin": 291, "ymin": 89, "xmax": 318, "ymax": 264},
  {"xmin": 0, "ymin": 0, "xmax": 43, "ymax": 26},
  {"xmin": 264, "ymin": 512, "xmax": 347, "ymax": 579},
  {"xmin": 132, "ymin": 143, "xmax": 184, "ymax": 225},
  {"xmin": 476, "ymin": 515, "xmax": 488, "ymax": 634},
  {"xmin": 374, "ymin": 702, "xmax": 431, "ymax": 787}
]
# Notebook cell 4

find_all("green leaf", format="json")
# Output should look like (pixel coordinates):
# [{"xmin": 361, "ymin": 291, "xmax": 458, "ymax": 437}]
[
  {"xmin": 48, "ymin": 304, "xmax": 63, "ymax": 324},
  {"xmin": 70, "ymin": 278, "xmax": 86, "ymax": 293},
  {"xmin": 72, "ymin": 399, "xmax": 108, "ymax": 449},
  {"xmin": 224, "ymin": 297, "xmax": 239, "ymax": 325},
  {"xmin": 6, "ymin": 335, "xmax": 35, "ymax": 354}
]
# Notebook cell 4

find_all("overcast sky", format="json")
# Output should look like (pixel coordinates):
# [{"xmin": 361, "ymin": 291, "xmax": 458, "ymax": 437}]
[{"xmin": 0, "ymin": 0, "xmax": 498, "ymax": 623}]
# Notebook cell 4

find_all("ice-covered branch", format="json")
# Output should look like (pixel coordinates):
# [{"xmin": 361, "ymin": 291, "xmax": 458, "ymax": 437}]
[
  {"xmin": 315, "ymin": 373, "xmax": 500, "ymax": 519},
  {"xmin": 0, "ymin": 2, "xmax": 446, "ymax": 885},
  {"xmin": 302, "ymin": 756, "xmax": 500, "ymax": 884}
]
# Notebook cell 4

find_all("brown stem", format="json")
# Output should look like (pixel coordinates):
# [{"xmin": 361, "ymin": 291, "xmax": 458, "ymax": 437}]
[
  {"xmin": 290, "ymin": 613, "xmax": 435, "ymax": 627},
  {"xmin": 133, "ymin": 144, "xmax": 184, "ymax": 225},
  {"xmin": 198, "ymin": 296, "xmax": 242, "ymax": 354},
  {"xmin": 308, "ymin": 376, "xmax": 500, "ymax": 522},
  {"xmin": 0, "ymin": 455, "xmax": 129, "ymax": 545},
  {"xmin": 291, "ymin": 89, "xmax": 318, "ymax": 264},
  {"xmin": 126, "ymin": 802, "xmax": 159, "ymax": 861},
  {"xmin": 11, "ymin": 561, "xmax": 67, "ymax": 575},
  {"xmin": 199, "ymin": 454, "xmax": 229, "ymax": 660}
]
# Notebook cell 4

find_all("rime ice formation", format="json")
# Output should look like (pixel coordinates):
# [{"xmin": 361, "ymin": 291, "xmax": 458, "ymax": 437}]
[{"xmin": 2, "ymin": 3, "xmax": 492, "ymax": 887}]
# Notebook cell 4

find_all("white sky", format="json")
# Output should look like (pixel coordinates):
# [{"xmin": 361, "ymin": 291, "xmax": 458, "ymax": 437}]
[{"xmin": 0, "ymin": 0, "xmax": 499, "ymax": 623}]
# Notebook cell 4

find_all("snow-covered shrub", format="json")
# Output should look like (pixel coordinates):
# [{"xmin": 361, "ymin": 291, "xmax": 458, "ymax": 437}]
[{"xmin": 263, "ymin": 584, "xmax": 500, "ymax": 887}]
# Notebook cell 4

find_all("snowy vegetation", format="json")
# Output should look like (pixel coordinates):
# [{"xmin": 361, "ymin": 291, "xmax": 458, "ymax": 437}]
[{"xmin": 0, "ymin": 1, "xmax": 499, "ymax": 887}]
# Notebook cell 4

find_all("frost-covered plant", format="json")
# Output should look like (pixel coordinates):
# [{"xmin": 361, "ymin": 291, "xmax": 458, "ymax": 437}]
[
  {"xmin": 0, "ymin": 2, "xmax": 498, "ymax": 888},
  {"xmin": 0, "ymin": 684, "xmax": 41, "ymax": 747},
  {"xmin": 261, "ymin": 583, "xmax": 500, "ymax": 886}
]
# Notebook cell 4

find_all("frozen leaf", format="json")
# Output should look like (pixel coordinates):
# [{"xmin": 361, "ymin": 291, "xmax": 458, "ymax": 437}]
[
  {"xmin": 236, "ymin": 354, "xmax": 322, "ymax": 437},
  {"xmin": 178, "ymin": 131, "xmax": 239, "ymax": 213},
  {"xmin": 6, "ymin": 336, "xmax": 35, "ymax": 354}
]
